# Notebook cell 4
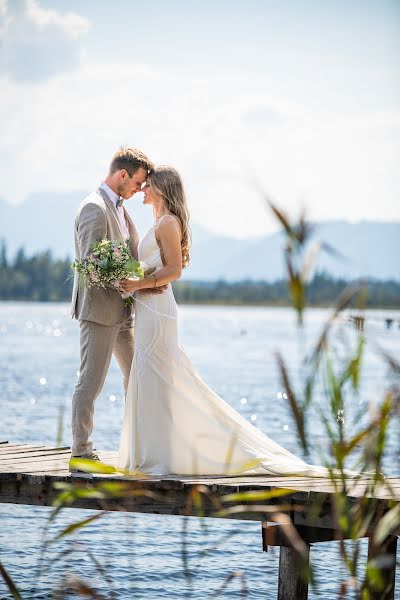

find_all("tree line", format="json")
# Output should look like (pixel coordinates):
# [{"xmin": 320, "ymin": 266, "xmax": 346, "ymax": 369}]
[
  {"xmin": 0, "ymin": 243, "xmax": 72, "ymax": 302},
  {"xmin": 0, "ymin": 241, "xmax": 399, "ymax": 307}
]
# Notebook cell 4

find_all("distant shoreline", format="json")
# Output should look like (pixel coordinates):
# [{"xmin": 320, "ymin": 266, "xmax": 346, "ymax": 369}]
[{"xmin": 1, "ymin": 242, "xmax": 399, "ymax": 308}]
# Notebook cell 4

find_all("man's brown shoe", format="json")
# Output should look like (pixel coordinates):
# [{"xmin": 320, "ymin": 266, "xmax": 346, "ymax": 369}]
[{"xmin": 69, "ymin": 451, "xmax": 100, "ymax": 473}]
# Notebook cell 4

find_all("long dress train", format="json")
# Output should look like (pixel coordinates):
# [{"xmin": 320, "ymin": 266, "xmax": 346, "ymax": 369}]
[{"xmin": 118, "ymin": 222, "xmax": 328, "ymax": 477}]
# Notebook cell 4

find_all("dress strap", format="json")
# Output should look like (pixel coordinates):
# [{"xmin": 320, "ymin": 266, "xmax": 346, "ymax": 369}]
[{"xmin": 154, "ymin": 214, "xmax": 181, "ymax": 229}]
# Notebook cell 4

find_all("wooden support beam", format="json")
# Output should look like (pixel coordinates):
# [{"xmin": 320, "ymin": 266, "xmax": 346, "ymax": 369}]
[
  {"xmin": 262, "ymin": 522, "xmax": 311, "ymax": 600},
  {"xmin": 262, "ymin": 521, "xmax": 343, "ymax": 549},
  {"xmin": 277, "ymin": 544, "xmax": 310, "ymax": 600},
  {"xmin": 367, "ymin": 535, "xmax": 398, "ymax": 600}
]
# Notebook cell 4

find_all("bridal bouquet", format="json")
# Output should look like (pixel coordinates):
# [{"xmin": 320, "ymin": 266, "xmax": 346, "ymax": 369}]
[{"xmin": 72, "ymin": 238, "xmax": 146, "ymax": 305}]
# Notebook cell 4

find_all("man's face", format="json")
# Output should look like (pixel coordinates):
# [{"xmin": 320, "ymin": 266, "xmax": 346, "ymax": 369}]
[{"xmin": 118, "ymin": 167, "xmax": 148, "ymax": 199}]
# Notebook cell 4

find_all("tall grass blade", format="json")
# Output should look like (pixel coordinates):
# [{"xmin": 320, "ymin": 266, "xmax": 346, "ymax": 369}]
[
  {"xmin": 50, "ymin": 511, "xmax": 107, "ymax": 543},
  {"xmin": 0, "ymin": 562, "xmax": 23, "ymax": 600}
]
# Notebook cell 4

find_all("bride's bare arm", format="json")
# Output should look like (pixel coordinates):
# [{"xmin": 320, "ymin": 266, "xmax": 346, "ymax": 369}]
[{"xmin": 119, "ymin": 216, "xmax": 182, "ymax": 293}]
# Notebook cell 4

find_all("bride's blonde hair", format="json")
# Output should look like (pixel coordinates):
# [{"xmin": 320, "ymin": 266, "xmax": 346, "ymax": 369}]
[{"xmin": 149, "ymin": 165, "xmax": 191, "ymax": 268}]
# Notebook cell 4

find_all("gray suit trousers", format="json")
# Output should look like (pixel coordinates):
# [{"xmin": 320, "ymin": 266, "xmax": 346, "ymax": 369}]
[{"xmin": 71, "ymin": 317, "xmax": 134, "ymax": 456}]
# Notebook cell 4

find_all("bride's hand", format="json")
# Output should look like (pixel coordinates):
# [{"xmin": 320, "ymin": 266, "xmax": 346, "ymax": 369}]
[{"xmin": 119, "ymin": 278, "xmax": 141, "ymax": 293}]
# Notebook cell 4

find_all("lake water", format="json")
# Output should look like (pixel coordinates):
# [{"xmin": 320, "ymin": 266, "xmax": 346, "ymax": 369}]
[{"xmin": 0, "ymin": 302, "xmax": 399, "ymax": 599}]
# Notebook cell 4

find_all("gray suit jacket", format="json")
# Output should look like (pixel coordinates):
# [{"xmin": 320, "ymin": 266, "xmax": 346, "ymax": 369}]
[{"xmin": 71, "ymin": 187, "xmax": 140, "ymax": 325}]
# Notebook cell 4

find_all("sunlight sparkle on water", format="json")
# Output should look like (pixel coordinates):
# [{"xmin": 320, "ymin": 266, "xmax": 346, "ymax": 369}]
[
  {"xmin": 39, "ymin": 377, "xmax": 47, "ymax": 385},
  {"xmin": 109, "ymin": 394, "xmax": 117, "ymax": 402},
  {"xmin": 0, "ymin": 303, "xmax": 398, "ymax": 599},
  {"xmin": 251, "ymin": 414, "xmax": 257, "ymax": 421}
]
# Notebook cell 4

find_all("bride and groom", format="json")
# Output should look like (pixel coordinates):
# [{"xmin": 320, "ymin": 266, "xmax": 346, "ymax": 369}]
[{"xmin": 70, "ymin": 146, "xmax": 324, "ymax": 477}]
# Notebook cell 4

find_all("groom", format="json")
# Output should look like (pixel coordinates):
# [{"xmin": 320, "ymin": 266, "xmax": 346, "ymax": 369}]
[{"xmin": 70, "ymin": 146, "xmax": 155, "ymax": 469}]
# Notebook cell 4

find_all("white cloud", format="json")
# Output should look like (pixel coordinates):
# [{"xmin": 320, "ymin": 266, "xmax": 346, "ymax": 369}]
[
  {"xmin": 0, "ymin": 0, "xmax": 90, "ymax": 82},
  {"xmin": 0, "ymin": 59, "xmax": 399, "ymax": 238}
]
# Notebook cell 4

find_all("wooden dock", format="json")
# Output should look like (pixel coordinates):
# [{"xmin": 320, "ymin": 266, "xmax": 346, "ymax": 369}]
[
  {"xmin": 0, "ymin": 441, "xmax": 399, "ymax": 599},
  {"xmin": 348, "ymin": 312, "xmax": 400, "ymax": 331}
]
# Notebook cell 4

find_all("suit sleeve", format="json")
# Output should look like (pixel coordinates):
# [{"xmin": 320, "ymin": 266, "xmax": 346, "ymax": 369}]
[{"xmin": 76, "ymin": 203, "xmax": 107, "ymax": 259}]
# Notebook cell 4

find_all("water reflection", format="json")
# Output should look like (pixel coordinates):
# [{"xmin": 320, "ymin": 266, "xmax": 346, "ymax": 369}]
[{"xmin": 0, "ymin": 302, "xmax": 398, "ymax": 599}]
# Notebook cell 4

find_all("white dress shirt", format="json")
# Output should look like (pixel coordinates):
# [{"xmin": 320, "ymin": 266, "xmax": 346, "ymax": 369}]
[{"xmin": 100, "ymin": 182, "xmax": 130, "ymax": 240}]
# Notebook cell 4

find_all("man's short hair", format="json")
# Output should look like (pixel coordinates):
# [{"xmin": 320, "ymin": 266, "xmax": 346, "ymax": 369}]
[{"xmin": 110, "ymin": 146, "xmax": 154, "ymax": 177}]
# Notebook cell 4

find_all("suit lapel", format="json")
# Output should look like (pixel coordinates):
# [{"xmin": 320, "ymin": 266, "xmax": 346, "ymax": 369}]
[
  {"xmin": 124, "ymin": 208, "xmax": 139, "ymax": 259},
  {"xmin": 96, "ymin": 187, "xmax": 125, "ymax": 239}
]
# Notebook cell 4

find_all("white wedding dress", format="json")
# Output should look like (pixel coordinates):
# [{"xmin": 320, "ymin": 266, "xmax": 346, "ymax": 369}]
[{"xmin": 118, "ymin": 221, "xmax": 328, "ymax": 477}]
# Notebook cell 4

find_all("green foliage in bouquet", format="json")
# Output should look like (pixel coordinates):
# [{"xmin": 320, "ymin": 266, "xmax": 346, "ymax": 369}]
[{"xmin": 71, "ymin": 238, "xmax": 145, "ymax": 305}]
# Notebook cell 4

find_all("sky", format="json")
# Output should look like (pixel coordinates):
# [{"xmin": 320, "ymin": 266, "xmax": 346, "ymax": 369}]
[{"xmin": 0, "ymin": 0, "xmax": 399, "ymax": 238}]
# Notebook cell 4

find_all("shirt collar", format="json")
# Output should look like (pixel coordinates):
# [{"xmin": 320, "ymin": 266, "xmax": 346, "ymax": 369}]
[{"xmin": 100, "ymin": 182, "xmax": 120, "ymax": 208}]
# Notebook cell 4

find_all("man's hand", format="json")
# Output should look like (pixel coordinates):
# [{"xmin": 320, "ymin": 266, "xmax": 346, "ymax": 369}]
[
  {"xmin": 119, "ymin": 277, "xmax": 167, "ymax": 295},
  {"xmin": 119, "ymin": 278, "xmax": 141, "ymax": 293}
]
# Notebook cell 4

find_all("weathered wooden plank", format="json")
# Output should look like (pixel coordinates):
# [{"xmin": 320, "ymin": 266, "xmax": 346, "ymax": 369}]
[
  {"xmin": 0, "ymin": 449, "xmax": 71, "ymax": 461},
  {"xmin": 1, "ymin": 460, "xmax": 68, "ymax": 473},
  {"xmin": 0, "ymin": 448, "xmax": 111, "ymax": 464},
  {"xmin": 167, "ymin": 475, "xmax": 398, "ymax": 487},
  {"xmin": 0, "ymin": 443, "xmax": 69, "ymax": 453},
  {"xmin": 0, "ymin": 447, "xmax": 71, "ymax": 457},
  {"xmin": 0, "ymin": 461, "xmax": 70, "ymax": 470},
  {"xmin": 0, "ymin": 449, "xmax": 72, "ymax": 459},
  {"xmin": 2, "ymin": 470, "xmax": 71, "ymax": 477},
  {"xmin": 0, "ymin": 444, "xmax": 48, "ymax": 453},
  {"xmin": 0, "ymin": 465, "xmax": 71, "ymax": 474},
  {"xmin": 262, "ymin": 521, "xmax": 361, "ymax": 547},
  {"xmin": 118, "ymin": 476, "xmax": 394, "ymax": 495},
  {"xmin": 0, "ymin": 448, "xmax": 48, "ymax": 456},
  {"xmin": 0, "ymin": 442, "xmax": 35, "ymax": 447}
]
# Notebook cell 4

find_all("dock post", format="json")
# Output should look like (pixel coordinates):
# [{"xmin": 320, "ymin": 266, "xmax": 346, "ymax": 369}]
[
  {"xmin": 277, "ymin": 544, "xmax": 310, "ymax": 600},
  {"xmin": 367, "ymin": 534, "xmax": 398, "ymax": 600}
]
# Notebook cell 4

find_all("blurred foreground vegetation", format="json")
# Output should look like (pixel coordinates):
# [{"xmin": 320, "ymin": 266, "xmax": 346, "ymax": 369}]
[
  {"xmin": 0, "ymin": 241, "xmax": 399, "ymax": 307},
  {"xmin": 0, "ymin": 206, "xmax": 399, "ymax": 598}
]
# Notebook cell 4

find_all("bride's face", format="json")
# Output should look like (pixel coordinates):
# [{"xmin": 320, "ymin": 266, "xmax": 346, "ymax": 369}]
[{"xmin": 143, "ymin": 180, "xmax": 163, "ymax": 207}]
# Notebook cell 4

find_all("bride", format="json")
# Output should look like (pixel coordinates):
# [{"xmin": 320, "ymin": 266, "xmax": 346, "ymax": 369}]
[{"xmin": 118, "ymin": 166, "xmax": 326, "ymax": 477}]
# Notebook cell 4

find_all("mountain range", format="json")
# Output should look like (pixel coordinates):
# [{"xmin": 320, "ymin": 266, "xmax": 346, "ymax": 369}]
[{"xmin": 1, "ymin": 192, "xmax": 399, "ymax": 281}]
